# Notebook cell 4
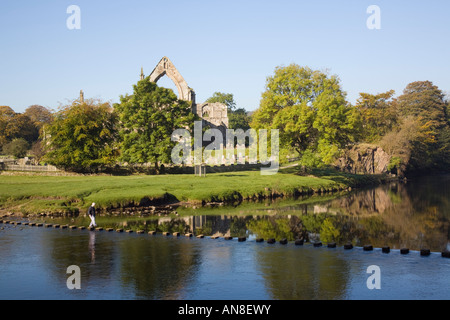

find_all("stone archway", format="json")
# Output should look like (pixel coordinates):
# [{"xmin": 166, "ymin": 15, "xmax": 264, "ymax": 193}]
[{"xmin": 148, "ymin": 57, "xmax": 195, "ymax": 103}]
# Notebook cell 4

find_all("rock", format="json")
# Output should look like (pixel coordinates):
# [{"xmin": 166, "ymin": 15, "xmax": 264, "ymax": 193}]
[
  {"xmin": 279, "ymin": 239, "xmax": 287, "ymax": 245},
  {"xmin": 327, "ymin": 242, "xmax": 337, "ymax": 248},
  {"xmin": 334, "ymin": 144, "xmax": 391, "ymax": 175},
  {"xmin": 382, "ymin": 246, "xmax": 390, "ymax": 253},
  {"xmin": 400, "ymin": 248, "xmax": 409, "ymax": 254},
  {"xmin": 344, "ymin": 243, "xmax": 353, "ymax": 250},
  {"xmin": 295, "ymin": 239, "xmax": 304, "ymax": 245},
  {"xmin": 313, "ymin": 242, "xmax": 322, "ymax": 247},
  {"xmin": 363, "ymin": 245, "xmax": 373, "ymax": 251}
]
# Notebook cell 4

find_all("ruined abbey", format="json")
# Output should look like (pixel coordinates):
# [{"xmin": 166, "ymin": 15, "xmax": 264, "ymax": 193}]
[{"xmin": 144, "ymin": 57, "xmax": 229, "ymax": 132}]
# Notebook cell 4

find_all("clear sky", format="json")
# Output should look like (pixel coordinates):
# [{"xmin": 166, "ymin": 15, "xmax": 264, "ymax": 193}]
[{"xmin": 1, "ymin": 0, "xmax": 449, "ymax": 113}]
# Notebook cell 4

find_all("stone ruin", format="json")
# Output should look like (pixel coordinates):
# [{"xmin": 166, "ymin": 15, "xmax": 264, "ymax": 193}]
[{"xmin": 146, "ymin": 56, "xmax": 229, "ymax": 132}]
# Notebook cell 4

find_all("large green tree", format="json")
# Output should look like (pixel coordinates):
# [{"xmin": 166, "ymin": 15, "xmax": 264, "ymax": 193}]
[
  {"xmin": 114, "ymin": 78, "xmax": 196, "ymax": 172},
  {"xmin": 251, "ymin": 64, "xmax": 360, "ymax": 165},
  {"xmin": 43, "ymin": 99, "xmax": 118, "ymax": 172}
]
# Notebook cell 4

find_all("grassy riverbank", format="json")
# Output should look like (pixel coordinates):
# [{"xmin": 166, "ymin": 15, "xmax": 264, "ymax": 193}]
[{"xmin": 0, "ymin": 167, "xmax": 391, "ymax": 216}]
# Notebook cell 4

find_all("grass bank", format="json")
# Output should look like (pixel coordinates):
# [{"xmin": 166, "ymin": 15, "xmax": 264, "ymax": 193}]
[{"xmin": 0, "ymin": 166, "xmax": 391, "ymax": 216}]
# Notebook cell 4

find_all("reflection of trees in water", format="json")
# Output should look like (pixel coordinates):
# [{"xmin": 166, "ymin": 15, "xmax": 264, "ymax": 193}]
[
  {"xmin": 40, "ymin": 231, "xmax": 117, "ymax": 294},
  {"xmin": 255, "ymin": 247, "xmax": 350, "ymax": 300},
  {"xmin": 119, "ymin": 238, "xmax": 200, "ymax": 299}
]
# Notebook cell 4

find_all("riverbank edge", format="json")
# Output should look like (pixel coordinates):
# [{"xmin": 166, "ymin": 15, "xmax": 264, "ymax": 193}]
[{"xmin": 0, "ymin": 168, "xmax": 397, "ymax": 217}]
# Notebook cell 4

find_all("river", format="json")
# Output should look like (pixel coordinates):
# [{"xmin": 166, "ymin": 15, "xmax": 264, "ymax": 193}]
[{"xmin": 0, "ymin": 174, "xmax": 449, "ymax": 300}]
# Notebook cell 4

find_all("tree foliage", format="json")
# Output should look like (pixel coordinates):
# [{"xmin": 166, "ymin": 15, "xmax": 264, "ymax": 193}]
[
  {"xmin": 206, "ymin": 92, "xmax": 236, "ymax": 111},
  {"xmin": 251, "ymin": 64, "xmax": 360, "ymax": 165},
  {"xmin": 43, "ymin": 99, "xmax": 118, "ymax": 172},
  {"xmin": 114, "ymin": 78, "xmax": 196, "ymax": 171},
  {"xmin": 2, "ymin": 138, "xmax": 29, "ymax": 158},
  {"xmin": 355, "ymin": 90, "xmax": 398, "ymax": 142}
]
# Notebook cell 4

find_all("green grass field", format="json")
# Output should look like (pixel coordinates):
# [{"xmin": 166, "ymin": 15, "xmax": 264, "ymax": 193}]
[{"xmin": 0, "ymin": 167, "xmax": 388, "ymax": 215}]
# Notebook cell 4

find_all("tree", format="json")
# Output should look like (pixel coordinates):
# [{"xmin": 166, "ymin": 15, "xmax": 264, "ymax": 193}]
[
  {"xmin": 114, "ymin": 78, "xmax": 196, "ymax": 172},
  {"xmin": 24, "ymin": 105, "xmax": 53, "ymax": 129},
  {"xmin": 355, "ymin": 90, "xmax": 398, "ymax": 142},
  {"xmin": 206, "ymin": 92, "xmax": 236, "ymax": 111},
  {"xmin": 0, "ymin": 106, "xmax": 15, "ymax": 149},
  {"xmin": 228, "ymin": 107, "xmax": 251, "ymax": 131},
  {"xmin": 43, "ymin": 99, "xmax": 118, "ymax": 172},
  {"xmin": 252, "ymin": 64, "xmax": 359, "ymax": 165},
  {"xmin": 0, "ymin": 106, "xmax": 39, "ymax": 150},
  {"xmin": 393, "ymin": 81, "xmax": 450, "ymax": 172},
  {"xmin": 2, "ymin": 138, "xmax": 29, "ymax": 158}
]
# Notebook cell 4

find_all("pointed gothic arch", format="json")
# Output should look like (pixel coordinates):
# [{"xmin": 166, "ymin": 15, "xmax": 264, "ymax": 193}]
[{"xmin": 148, "ymin": 57, "xmax": 195, "ymax": 103}]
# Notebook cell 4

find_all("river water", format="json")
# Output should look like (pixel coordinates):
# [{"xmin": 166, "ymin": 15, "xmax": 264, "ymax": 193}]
[{"xmin": 0, "ymin": 175, "xmax": 449, "ymax": 300}]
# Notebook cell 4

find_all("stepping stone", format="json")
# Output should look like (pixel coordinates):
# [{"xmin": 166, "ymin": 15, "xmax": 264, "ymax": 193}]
[
  {"xmin": 173, "ymin": 232, "xmax": 180, "ymax": 236},
  {"xmin": 382, "ymin": 246, "xmax": 390, "ymax": 253},
  {"xmin": 196, "ymin": 234, "xmax": 204, "ymax": 238},
  {"xmin": 116, "ymin": 229, "xmax": 124, "ymax": 233},
  {"xmin": 78, "ymin": 226, "xmax": 86, "ymax": 230},
  {"xmin": 162, "ymin": 232, "xmax": 170, "ymax": 236},
  {"xmin": 69, "ymin": 226, "xmax": 77, "ymax": 229},
  {"xmin": 400, "ymin": 248, "xmax": 409, "ymax": 254},
  {"xmin": 327, "ymin": 242, "xmax": 337, "ymax": 248},
  {"xmin": 295, "ymin": 239, "xmax": 304, "ymax": 245},
  {"xmin": 344, "ymin": 243, "xmax": 353, "ymax": 250},
  {"xmin": 420, "ymin": 249, "xmax": 431, "ymax": 256},
  {"xmin": 185, "ymin": 233, "xmax": 193, "ymax": 237},
  {"xmin": 256, "ymin": 238, "xmax": 264, "ymax": 243},
  {"xmin": 211, "ymin": 236, "xmax": 219, "ymax": 239},
  {"xmin": 313, "ymin": 242, "xmax": 322, "ymax": 247},
  {"xmin": 267, "ymin": 238, "xmax": 275, "ymax": 244},
  {"xmin": 363, "ymin": 245, "xmax": 373, "ymax": 251},
  {"xmin": 95, "ymin": 227, "xmax": 103, "ymax": 231},
  {"xmin": 279, "ymin": 239, "xmax": 287, "ymax": 245},
  {"xmin": 53, "ymin": 224, "xmax": 60, "ymax": 228},
  {"xmin": 238, "ymin": 237, "xmax": 247, "ymax": 242},
  {"xmin": 136, "ymin": 230, "xmax": 144, "ymax": 234},
  {"xmin": 125, "ymin": 230, "xmax": 133, "ymax": 233},
  {"xmin": 148, "ymin": 231, "xmax": 156, "ymax": 235},
  {"xmin": 224, "ymin": 236, "xmax": 233, "ymax": 240},
  {"xmin": 106, "ymin": 228, "xmax": 113, "ymax": 232}
]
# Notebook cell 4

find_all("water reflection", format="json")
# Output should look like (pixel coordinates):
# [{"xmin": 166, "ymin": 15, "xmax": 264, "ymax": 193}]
[{"xmin": 36, "ymin": 175, "xmax": 450, "ymax": 253}]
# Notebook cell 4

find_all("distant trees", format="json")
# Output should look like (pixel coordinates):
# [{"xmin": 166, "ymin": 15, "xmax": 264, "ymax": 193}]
[{"xmin": 0, "ymin": 105, "xmax": 52, "ymax": 157}]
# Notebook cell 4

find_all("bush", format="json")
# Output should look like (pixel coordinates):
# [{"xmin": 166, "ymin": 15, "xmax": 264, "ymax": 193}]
[{"xmin": 2, "ymin": 138, "xmax": 29, "ymax": 158}]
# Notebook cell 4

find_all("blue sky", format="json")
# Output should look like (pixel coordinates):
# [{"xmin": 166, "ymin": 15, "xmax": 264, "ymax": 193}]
[{"xmin": 1, "ymin": 0, "xmax": 449, "ymax": 113}]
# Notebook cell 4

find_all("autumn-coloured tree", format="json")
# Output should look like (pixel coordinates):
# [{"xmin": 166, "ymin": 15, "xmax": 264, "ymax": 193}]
[{"xmin": 43, "ymin": 99, "xmax": 118, "ymax": 172}]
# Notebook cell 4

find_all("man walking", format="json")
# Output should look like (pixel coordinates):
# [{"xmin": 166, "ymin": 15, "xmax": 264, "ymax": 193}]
[{"xmin": 88, "ymin": 202, "xmax": 97, "ymax": 228}]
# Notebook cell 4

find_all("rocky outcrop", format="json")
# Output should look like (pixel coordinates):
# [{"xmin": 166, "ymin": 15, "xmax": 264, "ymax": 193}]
[{"xmin": 335, "ymin": 144, "xmax": 391, "ymax": 175}]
